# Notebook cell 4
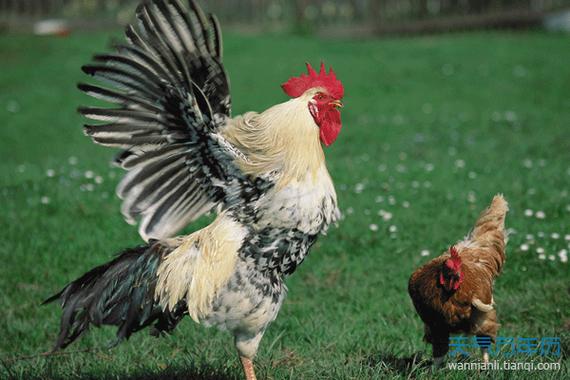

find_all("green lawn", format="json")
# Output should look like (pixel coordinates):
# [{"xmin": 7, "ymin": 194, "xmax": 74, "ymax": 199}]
[{"xmin": 1, "ymin": 30, "xmax": 569, "ymax": 379}]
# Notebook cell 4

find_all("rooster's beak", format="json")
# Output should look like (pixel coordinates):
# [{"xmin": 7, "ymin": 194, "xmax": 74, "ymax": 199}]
[{"xmin": 329, "ymin": 100, "xmax": 343, "ymax": 109}]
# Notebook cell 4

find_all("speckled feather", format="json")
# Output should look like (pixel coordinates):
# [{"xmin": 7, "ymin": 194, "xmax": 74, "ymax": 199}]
[{"xmin": 46, "ymin": 0, "xmax": 341, "ymax": 364}]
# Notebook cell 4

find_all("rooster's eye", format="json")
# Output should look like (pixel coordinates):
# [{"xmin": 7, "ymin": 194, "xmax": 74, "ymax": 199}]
[{"xmin": 316, "ymin": 93, "xmax": 325, "ymax": 100}]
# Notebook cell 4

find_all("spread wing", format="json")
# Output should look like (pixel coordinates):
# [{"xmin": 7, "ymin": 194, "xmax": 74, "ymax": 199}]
[{"xmin": 79, "ymin": 0, "xmax": 264, "ymax": 241}]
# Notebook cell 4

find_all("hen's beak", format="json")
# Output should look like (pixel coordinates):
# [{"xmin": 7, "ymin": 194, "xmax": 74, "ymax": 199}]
[{"xmin": 329, "ymin": 100, "xmax": 343, "ymax": 109}]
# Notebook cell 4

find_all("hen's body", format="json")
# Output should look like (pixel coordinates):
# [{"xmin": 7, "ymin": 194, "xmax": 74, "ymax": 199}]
[{"xmin": 408, "ymin": 195, "xmax": 508, "ymax": 361}]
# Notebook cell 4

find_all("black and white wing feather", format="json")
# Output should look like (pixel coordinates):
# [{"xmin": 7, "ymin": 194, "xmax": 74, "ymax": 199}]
[{"xmin": 79, "ymin": 0, "xmax": 262, "ymax": 241}]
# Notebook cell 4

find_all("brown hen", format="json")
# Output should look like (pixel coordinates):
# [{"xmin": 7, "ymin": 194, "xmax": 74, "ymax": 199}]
[{"xmin": 408, "ymin": 195, "xmax": 509, "ymax": 365}]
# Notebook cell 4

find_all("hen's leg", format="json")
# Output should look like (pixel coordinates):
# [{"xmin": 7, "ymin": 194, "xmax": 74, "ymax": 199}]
[
  {"xmin": 426, "ymin": 326, "xmax": 449, "ymax": 367},
  {"xmin": 474, "ymin": 309, "xmax": 499, "ymax": 365},
  {"xmin": 481, "ymin": 347, "xmax": 490, "ymax": 364}
]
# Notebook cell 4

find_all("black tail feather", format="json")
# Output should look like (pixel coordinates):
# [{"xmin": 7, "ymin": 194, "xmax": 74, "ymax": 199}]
[{"xmin": 44, "ymin": 242, "xmax": 187, "ymax": 351}]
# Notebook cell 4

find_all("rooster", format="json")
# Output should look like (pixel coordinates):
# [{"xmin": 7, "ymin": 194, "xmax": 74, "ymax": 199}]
[
  {"xmin": 43, "ymin": 1, "xmax": 344, "ymax": 379},
  {"xmin": 408, "ymin": 195, "xmax": 509, "ymax": 366}
]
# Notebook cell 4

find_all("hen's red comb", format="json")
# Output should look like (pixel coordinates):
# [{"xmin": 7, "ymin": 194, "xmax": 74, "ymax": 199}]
[
  {"xmin": 281, "ymin": 62, "xmax": 344, "ymax": 99},
  {"xmin": 449, "ymin": 246, "xmax": 459, "ymax": 259},
  {"xmin": 447, "ymin": 246, "xmax": 462, "ymax": 270}
]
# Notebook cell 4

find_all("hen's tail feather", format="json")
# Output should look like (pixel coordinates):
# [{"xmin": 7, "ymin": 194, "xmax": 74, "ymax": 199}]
[
  {"xmin": 467, "ymin": 194, "xmax": 509, "ymax": 271},
  {"xmin": 43, "ymin": 242, "xmax": 186, "ymax": 351},
  {"xmin": 470, "ymin": 194, "xmax": 509, "ymax": 241}
]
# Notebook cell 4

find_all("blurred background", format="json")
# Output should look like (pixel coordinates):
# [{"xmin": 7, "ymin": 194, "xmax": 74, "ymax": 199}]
[
  {"xmin": 2, "ymin": 0, "xmax": 570, "ymax": 36},
  {"xmin": 1, "ymin": 1, "xmax": 569, "ymax": 379}
]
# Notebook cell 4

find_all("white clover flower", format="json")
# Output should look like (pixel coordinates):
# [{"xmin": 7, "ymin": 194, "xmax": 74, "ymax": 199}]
[
  {"xmin": 402, "ymin": 201, "xmax": 410, "ymax": 208},
  {"xmin": 455, "ymin": 159, "xmax": 465, "ymax": 168},
  {"xmin": 420, "ymin": 249, "xmax": 430, "ymax": 257},
  {"xmin": 354, "ymin": 183, "xmax": 365, "ymax": 194},
  {"xmin": 538, "ymin": 253, "xmax": 546, "ymax": 260},
  {"xmin": 535, "ymin": 211, "xmax": 546, "ymax": 219},
  {"xmin": 505, "ymin": 111, "xmax": 517, "ymax": 122},
  {"xmin": 548, "ymin": 255, "xmax": 555, "ymax": 261},
  {"xmin": 524, "ymin": 209, "xmax": 533, "ymax": 217},
  {"xmin": 536, "ymin": 247, "xmax": 545, "ymax": 254},
  {"xmin": 346, "ymin": 207, "xmax": 354, "ymax": 215},
  {"xmin": 375, "ymin": 196, "xmax": 384, "ymax": 203},
  {"xmin": 388, "ymin": 225, "xmax": 397, "ymax": 233},
  {"xmin": 520, "ymin": 244, "xmax": 529, "ymax": 252},
  {"xmin": 40, "ymin": 196, "xmax": 50, "ymax": 205},
  {"xmin": 551, "ymin": 233, "xmax": 560, "ymax": 240},
  {"xmin": 46, "ymin": 169, "xmax": 55, "ymax": 177},
  {"xmin": 84, "ymin": 170, "xmax": 94, "ymax": 179},
  {"xmin": 369, "ymin": 224, "xmax": 378, "ymax": 232},
  {"xmin": 68, "ymin": 156, "xmax": 78, "ymax": 165},
  {"xmin": 468, "ymin": 171, "xmax": 477, "ymax": 179}
]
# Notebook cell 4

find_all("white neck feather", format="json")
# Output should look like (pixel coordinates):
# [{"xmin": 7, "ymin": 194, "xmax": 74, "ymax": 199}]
[{"xmin": 224, "ymin": 95, "xmax": 325, "ymax": 187}]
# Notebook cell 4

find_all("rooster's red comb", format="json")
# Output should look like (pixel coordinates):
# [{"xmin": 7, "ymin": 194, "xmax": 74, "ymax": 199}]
[{"xmin": 281, "ymin": 62, "xmax": 344, "ymax": 99}]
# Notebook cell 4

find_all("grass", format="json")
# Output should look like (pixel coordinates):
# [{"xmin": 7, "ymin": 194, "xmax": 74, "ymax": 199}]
[{"xmin": 1, "ymin": 29, "xmax": 569, "ymax": 379}]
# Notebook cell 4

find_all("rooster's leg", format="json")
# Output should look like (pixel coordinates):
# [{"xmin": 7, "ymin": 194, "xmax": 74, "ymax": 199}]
[
  {"xmin": 240, "ymin": 356, "xmax": 257, "ymax": 380},
  {"xmin": 235, "ymin": 332, "xmax": 263, "ymax": 380}
]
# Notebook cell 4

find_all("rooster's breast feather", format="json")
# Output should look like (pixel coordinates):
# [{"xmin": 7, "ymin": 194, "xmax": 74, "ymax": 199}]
[{"xmin": 79, "ymin": 0, "xmax": 272, "ymax": 241}]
